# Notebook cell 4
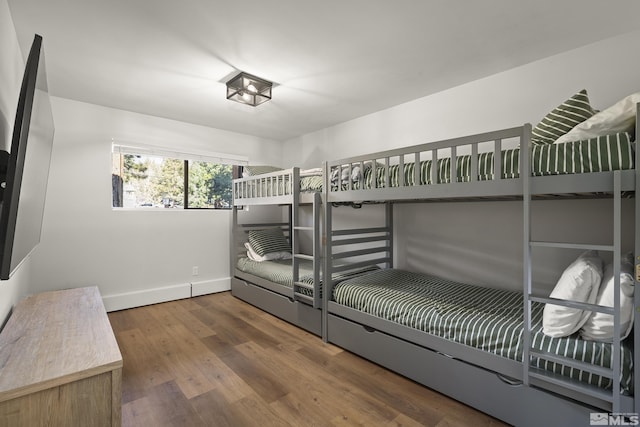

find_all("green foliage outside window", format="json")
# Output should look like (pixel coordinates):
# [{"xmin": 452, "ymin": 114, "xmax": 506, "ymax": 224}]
[
  {"xmin": 188, "ymin": 162, "xmax": 232, "ymax": 208},
  {"xmin": 112, "ymin": 153, "xmax": 234, "ymax": 209}
]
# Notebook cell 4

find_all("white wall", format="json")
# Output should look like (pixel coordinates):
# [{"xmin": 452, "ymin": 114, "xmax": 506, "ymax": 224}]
[
  {"xmin": 284, "ymin": 30, "xmax": 640, "ymax": 166},
  {"xmin": 0, "ymin": 0, "xmax": 35, "ymax": 326},
  {"xmin": 284, "ymin": 29, "xmax": 640, "ymax": 291},
  {"xmin": 30, "ymin": 97, "xmax": 284, "ymax": 310}
]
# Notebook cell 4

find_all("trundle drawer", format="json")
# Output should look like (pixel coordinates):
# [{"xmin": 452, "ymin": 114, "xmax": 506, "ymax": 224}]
[
  {"xmin": 327, "ymin": 313, "xmax": 593, "ymax": 427},
  {"xmin": 231, "ymin": 278, "xmax": 321, "ymax": 336}
]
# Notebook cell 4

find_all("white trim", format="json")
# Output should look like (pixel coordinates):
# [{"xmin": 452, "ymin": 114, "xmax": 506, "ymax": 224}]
[
  {"xmin": 112, "ymin": 140, "xmax": 248, "ymax": 165},
  {"xmin": 102, "ymin": 283, "xmax": 191, "ymax": 312},
  {"xmin": 101, "ymin": 278, "xmax": 232, "ymax": 311},
  {"xmin": 191, "ymin": 277, "xmax": 231, "ymax": 297}
]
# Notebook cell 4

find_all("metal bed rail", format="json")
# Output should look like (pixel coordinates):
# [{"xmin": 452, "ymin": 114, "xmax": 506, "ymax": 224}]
[
  {"xmin": 233, "ymin": 167, "xmax": 297, "ymax": 205},
  {"xmin": 325, "ymin": 125, "xmax": 529, "ymax": 203}
]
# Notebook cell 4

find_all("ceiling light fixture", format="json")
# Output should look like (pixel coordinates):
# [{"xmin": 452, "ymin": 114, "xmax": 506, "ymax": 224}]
[{"xmin": 226, "ymin": 72, "xmax": 272, "ymax": 107}]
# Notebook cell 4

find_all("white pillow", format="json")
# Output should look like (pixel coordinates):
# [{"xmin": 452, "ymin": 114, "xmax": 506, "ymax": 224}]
[
  {"xmin": 245, "ymin": 243, "xmax": 291, "ymax": 262},
  {"xmin": 555, "ymin": 92, "xmax": 640, "ymax": 144},
  {"xmin": 542, "ymin": 251, "xmax": 603, "ymax": 338},
  {"xmin": 580, "ymin": 253, "xmax": 635, "ymax": 342},
  {"xmin": 300, "ymin": 167, "xmax": 323, "ymax": 177},
  {"xmin": 330, "ymin": 166, "xmax": 351, "ymax": 183}
]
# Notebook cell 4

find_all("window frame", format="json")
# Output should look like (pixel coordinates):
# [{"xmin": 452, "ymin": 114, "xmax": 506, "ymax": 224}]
[{"xmin": 111, "ymin": 143, "xmax": 247, "ymax": 210}]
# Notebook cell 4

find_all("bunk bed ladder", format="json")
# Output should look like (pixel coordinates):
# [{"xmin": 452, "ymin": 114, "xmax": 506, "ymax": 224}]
[
  {"xmin": 292, "ymin": 184, "xmax": 323, "ymax": 309},
  {"xmin": 523, "ymin": 156, "xmax": 624, "ymax": 412}
]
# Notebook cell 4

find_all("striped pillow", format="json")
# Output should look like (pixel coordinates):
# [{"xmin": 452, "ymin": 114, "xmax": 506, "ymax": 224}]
[
  {"xmin": 243, "ymin": 165, "xmax": 283, "ymax": 177},
  {"xmin": 248, "ymin": 228, "xmax": 291, "ymax": 256},
  {"xmin": 531, "ymin": 90, "xmax": 596, "ymax": 145}
]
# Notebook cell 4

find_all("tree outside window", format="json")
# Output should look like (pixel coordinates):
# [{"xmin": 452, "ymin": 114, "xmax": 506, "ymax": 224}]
[{"xmin": 112, "ymin": 152, "xmax": 234, "ymax": 209}]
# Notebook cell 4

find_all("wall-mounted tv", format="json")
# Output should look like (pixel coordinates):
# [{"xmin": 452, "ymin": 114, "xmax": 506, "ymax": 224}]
[{"xmin": 0, "ymin": 34, "xmax": 54, "ymax": 280}]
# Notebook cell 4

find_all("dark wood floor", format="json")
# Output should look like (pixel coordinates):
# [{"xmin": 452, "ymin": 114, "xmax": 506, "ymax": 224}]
[{"xmin": 108, "ymin": 291, "xmax": 508, "ymax": 427}]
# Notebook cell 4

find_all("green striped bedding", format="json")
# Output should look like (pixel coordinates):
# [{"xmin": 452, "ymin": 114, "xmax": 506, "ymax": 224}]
[
  {"xmin": 332, "ymin": 268, "xmax": 633, "ymax": 393},
  {"xmin": 300, "ymin": 175, "xmax": 324, "ymax": 192},
  {"xmin": 237, "ymin": 257, "xmax": 315, "ymax": 290},
  {"xmin": 236, "ymin": 257, "xmax": 378, "ymax": 298},
  {"xmin": 332, "ymin": 132, "xmax": 634, "ymax": 189}
]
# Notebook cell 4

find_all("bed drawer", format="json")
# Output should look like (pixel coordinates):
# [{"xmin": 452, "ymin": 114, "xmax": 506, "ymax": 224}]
[
  {"xmin": 231, "ymin": 277, "xmax": 321, "ymax": 336},
  {"xmin": 327, "ymin": 313, "xmax": 594, "ymax": 427}
]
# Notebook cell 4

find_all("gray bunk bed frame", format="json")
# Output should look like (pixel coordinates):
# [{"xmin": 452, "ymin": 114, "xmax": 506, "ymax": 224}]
[
  {"xmin": 322, "ymin": 110, "xmax": 640, "ymax": 427},
  {"xmin": 231, "ymin": 167, "xmax": 323, "ymax": 335}
]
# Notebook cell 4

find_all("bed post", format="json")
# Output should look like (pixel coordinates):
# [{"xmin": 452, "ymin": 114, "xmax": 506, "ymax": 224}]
[
  {"xmin": 231, "ymin": 205, "xmax": 238, "ymax": 279},
  {"xmin": 322, "ymin": 161, "xmax": 331, "ymax": 342},
  {"xmin": 386, "ymin": 202, "xmax": 394, "ymax": 268},
  {"xmin": 634, "ymin": 103, "xmax": 640, "ymax": 413},
  {"xmin": 611, "ymin": 171, "xmax": 622, "ymax": 412},
  {"xmin": 521, "ymin": 123, "xmax": 532, "ymax": 387},
  {"xmin": 291, "ymin": 168, "xmax": 300, "ymax": 301},
  {"xmin": 312, "ymin": 191, "xmax": 322, "ymax": 309}
]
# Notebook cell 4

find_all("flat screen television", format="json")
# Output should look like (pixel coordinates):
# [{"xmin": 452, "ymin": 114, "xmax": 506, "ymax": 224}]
[{"xmin": 0, "ymin": 34, "xmax": 54, "ymax": 280}]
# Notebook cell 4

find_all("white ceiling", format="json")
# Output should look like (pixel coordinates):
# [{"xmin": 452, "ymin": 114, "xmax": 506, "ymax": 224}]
[{"xmin": 8, "ymin": 1, "xmax": 640, "ymax": 141}]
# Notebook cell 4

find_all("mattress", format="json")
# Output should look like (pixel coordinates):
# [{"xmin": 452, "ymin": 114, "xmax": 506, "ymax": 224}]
[
  {"xmin": 237, "ymin": 257, "xmax": 315, "ymax": 289},
  {"xmin": 331, "ymin": 132, "xmax": 634, "ymax": 189},
  {"xmin": 236, "ymin": 257, "xmax": 378, "ymax": 297},
  {"xmin": 332, "ymin": 268, "xmax": 633, "ymax": 393}
]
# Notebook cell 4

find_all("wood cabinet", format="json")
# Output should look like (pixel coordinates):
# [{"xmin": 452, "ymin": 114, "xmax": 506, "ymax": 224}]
[{"xmin": 0, "ymin": 287, "xmax": 122, "ymax": 427}]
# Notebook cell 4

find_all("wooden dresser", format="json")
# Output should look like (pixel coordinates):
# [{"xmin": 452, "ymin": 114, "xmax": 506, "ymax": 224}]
[{"xmin": 0, "ymin": 287, "xmax": 122, "ymax": 427}]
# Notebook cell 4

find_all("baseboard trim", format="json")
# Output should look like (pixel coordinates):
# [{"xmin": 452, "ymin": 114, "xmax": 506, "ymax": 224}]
[
  {"xmin": 102, "ymin": 278, "xmax": 232, "ymax": 312},
  {"xmin": 191, "ymin": 277, "xmax": 231, "ymax": 297},
  {"xmin": 103, "ymin": 283, "xmax": 191, "ymax": 312}
]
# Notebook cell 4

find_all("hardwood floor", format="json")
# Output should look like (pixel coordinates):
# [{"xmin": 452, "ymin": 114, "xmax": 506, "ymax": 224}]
[{"xmin": 108, "ymin": 291, "xmax": 509, "ymax": 427}]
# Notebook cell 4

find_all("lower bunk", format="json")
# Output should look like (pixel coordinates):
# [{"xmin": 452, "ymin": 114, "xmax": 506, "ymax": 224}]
[
  {"xmin": 232, "ymin": 257, "xmax": 322, "ymax": 336},
  {"xmin": 233, "ymin": 256, "xmax": 381, "ymax": 336},
  {"xmin": 232, "ymin": 272, "xmax": 322, "ymax": 336},
  {"xmin": 326, "ymin": 268, "xmax": 634, "ymax": 427}
]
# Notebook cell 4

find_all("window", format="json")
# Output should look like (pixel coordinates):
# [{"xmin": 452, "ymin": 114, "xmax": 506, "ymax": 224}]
[{"xmin": 111, "ymin": 144, "xmax": 246, "ymax": 209}]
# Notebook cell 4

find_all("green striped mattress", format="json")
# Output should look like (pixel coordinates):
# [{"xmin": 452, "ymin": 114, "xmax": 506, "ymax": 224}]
[
  {"xmin": 332, "ymin": 268, "xmax": 633, "ymax": 394},
  {"xmin": 236, "ymin": 257, "xmax": 378, "ymax": 297},
  {"xmin": 237, "ymin": 258, "xmax": 315, "ymax": 291},
  {"xmin": 332, "ymin": 132, "xmax": 634, "ymax": 189}
]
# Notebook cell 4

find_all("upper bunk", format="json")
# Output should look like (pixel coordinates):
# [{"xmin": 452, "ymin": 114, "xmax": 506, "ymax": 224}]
[
  {"xmin": 325, "ymin": 95, "xmax": 639, "ymax": 204},
  {"xmin": 233, "ymin": 166, "xmax": 323, "ymax": 206}
]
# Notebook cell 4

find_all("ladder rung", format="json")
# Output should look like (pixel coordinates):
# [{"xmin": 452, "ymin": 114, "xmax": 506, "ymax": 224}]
[
  {"xmin": 529, "ymin": 295, "xmax": 615, "ymax": 315},
  {"xmin": 294, "ymin": 253, "xmax": 314, "ymax": 261},
  {"xmin": 528, "ymin": 367, "xmax": 614, "ymax": 402},
  {"xmin": 294, "ymin": 292, "xmax": 313, "ymax": 302},
  {"xmin": 332, "ymin": 235, "xmax": 389, "ymax": 246},
  {"xmin": 294, "ymin": 281, "xmax": 314, "ymax": 290},
  {"xmin": 529, "ymin": 349, "xmax": 614, "ymax": 378},
  {"xmin": 529, "ymin": 241, "xmax": 614, "ymax": 252}
]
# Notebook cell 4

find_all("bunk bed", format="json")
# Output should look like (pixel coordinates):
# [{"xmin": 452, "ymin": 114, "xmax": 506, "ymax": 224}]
[
  {"xmin": 231, "ymin": 167, "xmax": 324, "ymax": 335},
  {"xmin": 321, "ymin": 94, "xmax": 640, "ymax": 426}
]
